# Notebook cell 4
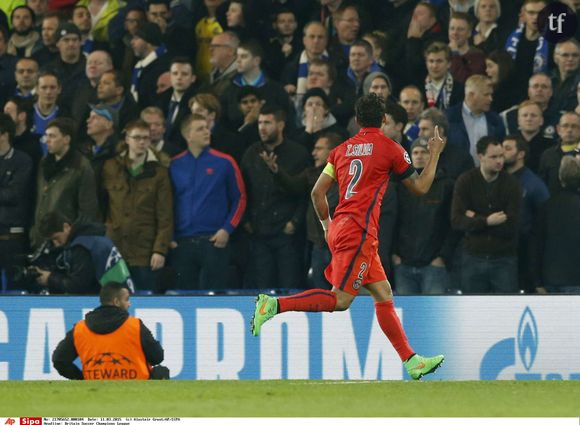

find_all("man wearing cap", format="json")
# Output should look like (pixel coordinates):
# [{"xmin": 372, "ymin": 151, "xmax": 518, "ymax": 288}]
[
  {"xmin": 43, "ymin": 22, "xmax": 86, "ymax": 108},
  {"xmin": 79, "ymin": 104, "xmax": 119, "ymax": 216},
  {"xmin": 392, "ymin": 137, "xmax": 457, "ymax": 294},
  {"xmin": 130, "ymin": 21, "xmax": 169, "ymax": 109}
]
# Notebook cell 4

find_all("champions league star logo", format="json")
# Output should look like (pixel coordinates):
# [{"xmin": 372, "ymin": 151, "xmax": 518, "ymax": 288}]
[{"xmin": 83, "ymin": 352, "xmax": 133, "ymax": 368}]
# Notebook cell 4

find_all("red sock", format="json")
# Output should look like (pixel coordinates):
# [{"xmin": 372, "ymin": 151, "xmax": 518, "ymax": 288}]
[
  {"xmin": 375, "ymin": 300, "xmax": 414, "ymax": 361},
  {"xmin": 278, "ymin": 289, "xmax": 337, "ymax": 313}
]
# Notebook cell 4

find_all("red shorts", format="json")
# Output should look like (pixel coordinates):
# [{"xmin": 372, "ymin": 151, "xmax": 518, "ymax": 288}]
[{"xmin": 324, "ymin": 216, "xmax": 387, "ymax": 295}]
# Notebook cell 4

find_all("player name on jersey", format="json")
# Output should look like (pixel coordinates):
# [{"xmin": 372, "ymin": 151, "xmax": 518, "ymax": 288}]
[{"xmin": 345, "ymin": 143, "xmax": 374, "ymax": 157}]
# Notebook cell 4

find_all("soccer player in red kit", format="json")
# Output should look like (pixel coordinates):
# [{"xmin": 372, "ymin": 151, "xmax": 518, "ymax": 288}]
[{"xmin": 251, "ymin": 94, "xmax": 446, "ymax": 380}]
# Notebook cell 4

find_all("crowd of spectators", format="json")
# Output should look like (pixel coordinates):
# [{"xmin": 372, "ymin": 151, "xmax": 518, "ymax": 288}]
[{"xmin": 1, "ymin": 0, "xmax": 580, "ymax": 295}]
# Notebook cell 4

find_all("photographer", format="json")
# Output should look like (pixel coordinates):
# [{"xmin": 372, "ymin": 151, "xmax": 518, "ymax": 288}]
[
  {"xmin": 0, "ymin": 113, "xmax": 33, "ymax": 291},
  {"xmin": 35, "ymin": 211, "xmax": 133, "ymax": 294},
  {"xmin": 52, "ymin": 282, "xmax": 168, "ymax": 380}
]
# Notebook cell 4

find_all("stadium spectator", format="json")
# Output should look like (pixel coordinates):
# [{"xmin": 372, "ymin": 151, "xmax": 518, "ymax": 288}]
[
  {"xmin": 52, "ymin": 282, "xmax": 167, "ymax": 380},
  {"xmin": 392, "ymin": 138, "xmax": 456, "ymax": 294},
  {"xmin": 423, "ymin": 42, "xmax": 464, "ymax": 111},
  {"xmin": 348, "ymin": 71, "xmax": 392, "ymax": 135},
  {"xmin": 501, "ymin": 73, "xmax": 558, "ymax": 140},
  {"xmin": 251, "ymin": 94, "xmax": 446, "ymax": 381},
  {"xmin": 194, "ymin": 0, "xmax": 226, "ymax": 81},
  {"xmin": 31, "ymin": 11, "xmax": 62, "ymax": 65},
  {"xmin": 302, "ymin": 58, "xmax": 355, "ymax": 127},
  {"xmin": 140, "ymin": 106, "xmax": 181, "ymax": 159},
  {"xmin": 71, "ymin": 50, "xmax": 114, "ymax": 130},
  {"xmin": 30, "ymin": 118, "xmax": 98, "ymax": 247},
  {"xmin": 129, "ymin": 21, "xmax": 169, "ymax": 109},
  {"xmin": 43, "ymin": 22, "xmax": 87, "ymax": 109},
  {"xmin": 109, "ymin": 6, "xmax": 144, "ymax": 76},
  {"xmin": 484, "ymin": 50, "xmax": 518, "ymax": 113},
  {"xmin": 399, "ymin": 85, "xmax": 425, "ymax": 145},
  {"xmin": 504, "ymin": 0, "xmax": 551, "ymax": 102},
  {"xmin": 502, "ymin": 134, "xmax": 549, "ymax": 293},
  {"xmin": 190, "ymin": 92, "xmax": 246, "ymax": 164},
  {"xmin": 362, "ymin": 31, "xmax": 389, "ymax": 70},
  {"xmin": 222, "ymin": 39, "xmax": 294, "ymax": 133},
  {"xmin": 157, "ymin": 57, "xmax": 199, "ymax": 147},
  {"xmin": 26, "ymin": 0, "xmax": 46, "ymax": 28},
  {"xmin": 346, "ymin": 39, "xmax": 381, "ymax": 97},
  {"xmin": 294, "ymin": 88, "xmax": 347, "ymax": 152},
  {"xmin": 514, "ymin": 100, "xmax": 555, "ymax": 174},
  {"xmin": 76, "ymin": 0, "xmax": 122, "ymax": 43},
  {"xmin": 451, "ymin": 136, "xmax": 521, "ymax": 294},
  {"xmin": 536, "ymin": 156, "xmax": 580, "ymax": 294},
  {"xmin": 102, "ymin": 119, "xmax": 173, "ymax": 291},
  {"xmin": 0, "ymin": 27, "xmax": 16, "ymax": 106},
  {"xmin": 418, "ymin": 107, "xmax": 474, "ymax": 180},
  {"xmin": 265, "ymin": 8, "xmax": 301, "ymax": 81},
  {"xmin": 241, "ymin": 105, "xmax": 310, "ymax": 289},
  {"xmin": 446, "ymin": 74, "xmax": 505, "ymax": 164},
  {"xmin": 97, "ymin": 69, "xmax": 140, "ymax": 132},
  {"xmin": 403, "ymin": 2, "xmax": 446, "ymax": 87},
  {"xmin": 146, "ymin": 0, "xmax": 195, "ymax": 60},
  {"xmin": 205, "ymin": 31, "xmax": 239, "ymax": 98},
  {"xmin": 0, "ymin": 112, "xmax": 33, "ymax": 290},
  {"xmin": 282, "ymin": 21, "xmax": 328, "ymax": 98},
  {"xmin": 448, "ymin": 12, "xmax": 486, "ymax": 84},
  {"xmin": 31, "ymin": 71, "xmax": 66, "ymax": 147},
  {"xmin": 6, "ymin": 5, "xmax": 37, "ymax": 58},
  {"xmin": 539, "ymin": 112, "xmax": 580, "ymax": 194},
  {"xmin": 472, "ymin": 0, "xmax": 504, "ymax": 54},
  {"xmin": 328, "ymin": 4, "xmax": 362, "ymax": 73},
  {"xmin": 550, "ymin": 39, "xmax": 580, "ymax": 114},
  {"xmin": 13, "ymin": 57, "xmax": 38, "ymax": 99},
  {"xmin": 259, "ymin": 132, "xmax": 342, "ymax": 289},
  {"xmin": 169, "ymin": 113, "xmax": 246, "ymax": 290},
  {"xmin": 71, "ymin": 5, "xmax": 97, "ymax": 55},
  {"xmin": 3, "ymin": 97, "xmax": 41, "ymax": 170},
  {"xmin": 35, "ymin": 212, "xmax": 132, "ymax": 294}
]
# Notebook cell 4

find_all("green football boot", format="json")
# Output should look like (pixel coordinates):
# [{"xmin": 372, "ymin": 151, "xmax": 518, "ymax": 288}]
[
  {"xmin": 404, "ymin": 353, "xmax": 445, "ymax": 380},
  {"xmin": 251, "ymin": 294, "xmax": 278, "ymax": 336}
]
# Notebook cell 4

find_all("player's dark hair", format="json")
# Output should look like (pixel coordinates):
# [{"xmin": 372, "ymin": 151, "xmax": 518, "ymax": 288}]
[
  {"xmin": 384, "ymin": 100, "xmax": 408, "ymax": 126},
  {"xmin": 100, "ymin": 282, "xmax": 130, "ymax": 305},
  {"xmin": 355, "ymin": 93, "xmax": 384, "ymax": 128},
  {"xmin": 476, "ymin": 136, "xmax": 501, "ymax": 155}
]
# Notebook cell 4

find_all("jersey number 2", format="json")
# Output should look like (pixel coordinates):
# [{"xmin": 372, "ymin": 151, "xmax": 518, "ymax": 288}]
[{"xmin": 345, "ymin": 159, "xmax": 363, "ymax": 200}]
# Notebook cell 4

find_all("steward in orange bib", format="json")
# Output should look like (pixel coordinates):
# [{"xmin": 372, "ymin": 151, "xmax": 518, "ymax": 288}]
[{"xmin": 52, "ymin": 282, "xmax": 169, "ymax": 380}]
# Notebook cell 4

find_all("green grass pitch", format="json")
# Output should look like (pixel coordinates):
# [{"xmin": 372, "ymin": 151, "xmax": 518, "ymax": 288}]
[{"xmin": 2, "ymin": 381, "xmax": 580, "ymax": 417}]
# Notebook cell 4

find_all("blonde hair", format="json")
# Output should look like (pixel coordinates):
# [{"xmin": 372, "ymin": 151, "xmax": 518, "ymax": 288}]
[
  {"xmin": 465, "ymin": 74, "xmax": 491, "ymax": 94},
  {"xmin": 559, "ymin": 156, "xmax": 580, "ymax": 189},
  {"xmin": 474, "ymin": 0, "xmax": 501, "ymax": 20}
]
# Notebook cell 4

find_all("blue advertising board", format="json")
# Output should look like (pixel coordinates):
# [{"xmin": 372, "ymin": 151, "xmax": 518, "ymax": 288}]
[{"xmin": 0, "ymin": 295, "xmax": 579, "ymax": 381}]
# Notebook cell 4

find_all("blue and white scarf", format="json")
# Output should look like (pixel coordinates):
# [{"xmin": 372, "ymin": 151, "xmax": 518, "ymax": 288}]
[
  {"xmin": 130, "ymin": 45, "xmax": 168, "ymax": 102},
  {"xmin": 505, "ymin": 24, "xmax": 548, "ymax": 74}
]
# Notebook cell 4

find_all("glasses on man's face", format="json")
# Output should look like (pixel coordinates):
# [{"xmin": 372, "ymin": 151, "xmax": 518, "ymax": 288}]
[
  {"xmin": 558, "ymin": 52, "xmax": 580, "ymax": 59},
  {"xmin": 127, "ymin": 135, "xmax": 150, "ymax": 142}
]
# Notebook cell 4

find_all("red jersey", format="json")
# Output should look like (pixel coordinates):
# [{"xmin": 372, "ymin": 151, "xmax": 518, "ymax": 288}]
[{"xmin": 324, "ymin": 127, "xmax": 414, "ymax": 238}]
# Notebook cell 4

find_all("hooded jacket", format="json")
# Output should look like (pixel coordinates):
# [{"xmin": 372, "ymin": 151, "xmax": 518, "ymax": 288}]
[{"xmin": 52, "ymin": 305, "xmax": 164, "ymax": 380}]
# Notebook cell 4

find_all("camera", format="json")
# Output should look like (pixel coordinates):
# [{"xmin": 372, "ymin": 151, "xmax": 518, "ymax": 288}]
[{"xmin": 13, "ymin": 241, "xmax": 61, "ymax": 292}]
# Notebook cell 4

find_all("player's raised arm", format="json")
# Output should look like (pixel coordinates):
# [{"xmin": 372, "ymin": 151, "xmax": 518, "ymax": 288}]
[
  {"xmin": 401, "ymin": 125, "xmax": 446, "ymax": 196},
  {"xmin": 311, "ymin": 169, "xmax": 335, "ymax": 231}
]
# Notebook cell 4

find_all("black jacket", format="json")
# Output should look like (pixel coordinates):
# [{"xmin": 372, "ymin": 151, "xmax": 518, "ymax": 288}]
[
  {"xmin": 241, "ymin": 140, "xmax": 311, "ymax": 236},
  {"xmin": 0, "ymin": 148, "xmax": 33, "ymax": 231},
  {"xmin": 52, "ymin": 305, "xmax": 164, "ymax": 380},
  {"xmin": 535, "ymin": 188, "xmax": 580, "ymax": 288},
  {"xmin": 157, "ymin": 84, "xmax": 200, "ymax": 148},
  {"xmin": 394, "ymin": 170, "xmax": 459, "ymax": 267},
  {"xmin": 135, "ymin": 54, "xmax": 170, "ymax": 109},
  {"xmin": 46, "ymin": 222, "xmax": 107, "ymax": 294},
  {"xmin": 451, "ymin": 168, "xmax": 522, "ymax": 257},
  {"xmin": 539, "ymin": 145, "xmax": 565, "ymax": 195}
]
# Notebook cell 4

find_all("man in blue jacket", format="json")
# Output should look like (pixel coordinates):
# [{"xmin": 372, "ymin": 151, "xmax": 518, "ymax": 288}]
[
  {"xmin": 445, "ymin": 74, "xmax": 505, "ymax": 165},
  {"xmin": 169, "ymin": 113, "xmax": 246, "ymax": 290}
]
